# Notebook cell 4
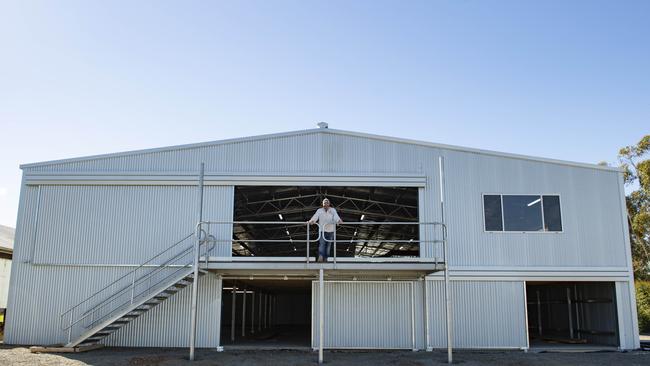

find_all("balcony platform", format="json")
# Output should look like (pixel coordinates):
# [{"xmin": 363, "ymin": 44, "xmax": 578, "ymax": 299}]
[{"xmin": 204, "ymin": 256, "xmax": 445, "ymax": 279}]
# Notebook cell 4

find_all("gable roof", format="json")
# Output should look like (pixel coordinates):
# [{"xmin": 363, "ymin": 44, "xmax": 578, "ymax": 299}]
[{"xmin": 20, "ymin": 127, "xmax": 620, "ymax": 172}]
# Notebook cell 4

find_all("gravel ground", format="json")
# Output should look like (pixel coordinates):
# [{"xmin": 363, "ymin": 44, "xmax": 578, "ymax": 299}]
[{"xmin": 0, "ymin": 346, "xmax": 649, "ymax": 366}]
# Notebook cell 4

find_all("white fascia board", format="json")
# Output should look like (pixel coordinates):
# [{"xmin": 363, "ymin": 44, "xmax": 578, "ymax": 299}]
[{"xmin": 23, "ymin": 173, "xmax": 427, "ymax": 187}]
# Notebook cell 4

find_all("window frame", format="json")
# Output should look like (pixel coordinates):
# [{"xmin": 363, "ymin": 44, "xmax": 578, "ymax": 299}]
[{"xmin": 481, "ymin": 193, "xmax": 564, "ymax": 234}]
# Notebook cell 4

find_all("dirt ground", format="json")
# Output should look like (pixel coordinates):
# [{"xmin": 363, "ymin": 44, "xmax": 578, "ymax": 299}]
[{"xmin": 1, "ymin": 346, "xmax": 650, "ymax": 366}]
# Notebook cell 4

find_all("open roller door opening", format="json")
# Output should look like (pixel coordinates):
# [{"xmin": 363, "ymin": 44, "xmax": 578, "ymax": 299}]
[
  {"xmin": 526, "ymin": 282, "xmax": 620, "ymax": 349},
  {"xmin": 221, "ymin": 279, "xmax": 312, "ymax": 349},
  {"xmin": 232, "ymin": 186, "xmax": 419, "ymax": 258}
]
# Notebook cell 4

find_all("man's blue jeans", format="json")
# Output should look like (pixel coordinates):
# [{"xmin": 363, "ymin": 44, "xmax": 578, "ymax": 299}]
[{"xmin": 318, "ymin": 231, "xmax": 334, "ymax": 261}]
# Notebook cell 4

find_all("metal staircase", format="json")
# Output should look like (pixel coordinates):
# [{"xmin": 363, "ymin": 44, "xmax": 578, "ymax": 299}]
[{"xmin": 60, "ymin": 232, "xmax": 214, "ymax": 348}]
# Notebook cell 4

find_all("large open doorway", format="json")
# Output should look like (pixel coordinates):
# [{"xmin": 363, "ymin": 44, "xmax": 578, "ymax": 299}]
[
  {"xmin": 526, "ymin": 282, "xmax": 619, "ymax": 348},
  {"xmin": 221, "ymin": 279, "xmax": 312, "ymax": 349},
  {"xmin": 231, "ymin": 186, "xmax": 419, "ymax": 258}
]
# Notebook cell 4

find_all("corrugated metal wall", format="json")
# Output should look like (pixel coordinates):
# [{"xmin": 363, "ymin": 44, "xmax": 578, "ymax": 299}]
[
  {"xmin": 442, "ymin": 150, "xmax": 628, "ymax": 267},
  {"xmin": 22, "ymin": 131, "xmax": 628, "ymax": 268},
  {"xmin": 312, "ymin": 279, "xmax": 527, "ymax": 350},
  {"xmin": 4, "ymin": 185, "xmax": 230, "ymax": 345},
  {"xmin": 312, "ymin": 281, "xmax": 423, "ymax": 349},
  {"xmin": 428, "ymin": 280, "xmax": 527, "ymax": 349},
  {"xmin": 28, "ymin": 185, "xmax": 232, "ymax": 265},
  {"xmin": 104, "ymin": 273, "xmax": 222, "ymax": 348},
  {"xmin": 11, "ymin": 130, "xmax": 635, "ymax": 348},
  {"xmin": 616, "ymin": 281, "xmax": 637, "ymax": 349}
]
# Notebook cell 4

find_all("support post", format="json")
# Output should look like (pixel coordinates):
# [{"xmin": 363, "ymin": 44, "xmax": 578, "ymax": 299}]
[
  {"xmin": 410, "ymin": 281, "xmax": 416, "ymax": 351},
  {"xmin": 258, "ymin": 292, "xmax": 262, "ymax": 331},
  {"xmin": 251, "ymin": 290, "xmax": 255, "ymax": 334},
  {"xmin": 130, "ymin": 270, "xmax": 136, "ymax": 304},
  {"xmin": 567, "ymin": 287, "xmax": 574, "ymax": 339},
  {"xmin": 242, "ymin": 288, "xmax": 247, "ymax": 337},
  {"xmin": 270, "ymin": 295, "xmax": 274, "ymax": 327},
  {"xmin": 263, "ymin": 293, "xmax": 267, "ymax": 329},
  {"xmin": 439, "ymin": 156, "xmax": 453, "ymax": 364},
  {"xmin": 574, "ymin": 284, "xmax": 581, "ymax": 340},
  {"xmin": 424, "ymin": 277, "xmax": 431, "ymax": 351},
  {"xmin": 536, "ymin": 290, "xmax": 542, "ymax": 335},
  {"xmin": 318, "ymin": 268, "xmax": 324, "ymax": 364},
  {"xmin": 189, "ymin": 162, "xmax": 204, "ymax": 361},
  {"xmin": 231, "ymin": 286, "xmax": 236, "ymax": 341},
  {"xmin": 306, "ymin": 222, "xmax": 310, "ymax": 263},
  {"xmin": 67, "ymin": 309, "xmax": 73, "ymax": 344}
]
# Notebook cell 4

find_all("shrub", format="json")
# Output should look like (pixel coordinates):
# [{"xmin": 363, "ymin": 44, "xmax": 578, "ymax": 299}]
[{"xmin": 637, "ymin": 281, "xmax": 650, "ymax": 333}]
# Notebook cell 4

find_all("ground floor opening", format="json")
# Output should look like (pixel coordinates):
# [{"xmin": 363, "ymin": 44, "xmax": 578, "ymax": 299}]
[
  {"xmin": 526, "ymin": 281, "xmax": 619, "ymax": 348},
  {"xmin": 220, "ymin": 278, "xmax": 312, "ymax": 349}
]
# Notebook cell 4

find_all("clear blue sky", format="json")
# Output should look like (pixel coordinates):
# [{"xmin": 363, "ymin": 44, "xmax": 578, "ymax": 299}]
[{"xmin": 0, "ymin": 0, "xmax": 649, "ymax": 227}]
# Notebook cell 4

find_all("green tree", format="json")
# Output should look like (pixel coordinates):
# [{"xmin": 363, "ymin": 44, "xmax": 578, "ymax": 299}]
[{"xmin": 618, "ymin": 135, "xmax": 650, "ymax": 280}]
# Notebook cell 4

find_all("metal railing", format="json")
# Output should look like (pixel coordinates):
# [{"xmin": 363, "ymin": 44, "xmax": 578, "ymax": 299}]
[
  {"xmin": 60, "ymin": 232, "xmax": 216, "ymax": 344},
  {"xmin": 196, "ymin": 220, "xmax": 447, "ymax": 264},
  {"xmin": 322, "ymin": 221, "xmax": 446, "ymax": 265}
]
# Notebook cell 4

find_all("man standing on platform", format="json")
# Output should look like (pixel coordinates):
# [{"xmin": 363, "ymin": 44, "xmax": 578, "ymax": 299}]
[{"xmin": 308, "ymin": 198, "xmax": 342, "ymax": 262}]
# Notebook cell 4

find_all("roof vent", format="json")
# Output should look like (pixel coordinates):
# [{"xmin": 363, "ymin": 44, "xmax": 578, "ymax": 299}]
[{"xmin": 317, "ymin": 122, "xmax": 328, "ymax": 129}]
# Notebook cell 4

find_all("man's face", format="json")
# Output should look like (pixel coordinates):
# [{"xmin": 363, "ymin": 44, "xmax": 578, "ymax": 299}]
[{"xmin": 323, "ymin": 200, "xmax": 330, "ymax": 209}]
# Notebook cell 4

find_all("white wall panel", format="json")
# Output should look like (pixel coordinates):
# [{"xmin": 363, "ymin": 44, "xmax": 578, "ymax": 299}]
[
  {"xmin": 427, "ymin": 280, "xmax": 527, "ymax": 349},
  {"xmin": 27, "ymin": 185, "xmax": 232, "ymax": 265},
  {"xmin": 312, "ymin": 281, "xmax": 423, "ymax": 349}
]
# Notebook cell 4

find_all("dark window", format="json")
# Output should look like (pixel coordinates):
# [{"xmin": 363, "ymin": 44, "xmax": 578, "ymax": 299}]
[
  {"xmin": 483, "ymin": 195, "xmax": 503, "ymax": 231},
  {"xmin": 502, "ymin": 195, "xmax": 543, "ymax": 232},
  {"xmin": 542, "ymin": 195, "xmax": 562, "ymax": 231},
  {"xmin": 483, "ymin": 194, "xmax": 563, "ymax": 233}
]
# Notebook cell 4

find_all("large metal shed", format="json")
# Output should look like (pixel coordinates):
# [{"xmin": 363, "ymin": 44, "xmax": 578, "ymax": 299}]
[{"xmin": 4, "ymin": 125, "xmax": 640, "ymax": 361}]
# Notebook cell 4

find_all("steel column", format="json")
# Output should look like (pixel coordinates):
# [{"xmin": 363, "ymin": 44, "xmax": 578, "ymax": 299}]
[
  {"xmin": 424, "ymin": 277, "xmax": 431, "ymax": 351},
  {"xmin": 258, "ymin": 292, "xmax": 262, "ymax": 331},
  {"xmin": 231, "ymin": 286, "xmax": 236, "ymax": 341},
  {"xmin": 318, "ymin": 268, "xmax": 324, "ymax": 364},
  {"xmin": 440, "ymin": 156, "xmax": 453, "ymax": 364},
  {"xmin": 189, "ymin": 162, "xmax": 204, "ymax": 361},
  {"xmin": 251, "ymin": 290, "xmax": 255, "ymax": 334},
  {"xmin": 567, "ymin": 287, "xmax": 574, "ymax": 339},
  {"xmin": 410, "ymin": 281, "xmax": 416, "ymax": 351},
  {"xmin": 536, "ymin": 290, "xmax": 542, "ymax": 335},
  {"xmin": 242, "ymin": 288, "xmax": 247, "ymax": 337},
  {"xmin": 263, "ymin": 293, "xmax": 267, "ymax": 329}
]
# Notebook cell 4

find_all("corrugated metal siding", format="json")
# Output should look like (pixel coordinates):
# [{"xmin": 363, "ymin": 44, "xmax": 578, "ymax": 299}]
[
  {"xmin": 28, "ymin": 185, "xmax": 232, "ymax": 265},
  {"xmin": 26, "ymin": 132, "xmax": 325, "ymax": 173},
  {"xmin": 9, "ymin": 131, "xmax": 634, "ymax": 347},
  {"xmin": 203, "ymin": 186, "xmax": 234, "ymax": 258},
  {"xmin": 616, "ymin": 281, "xmax": 636, "ymax": 349},
  {"xmin": 4, "ymin": 185, "xmax": 227, "ymax": 346},
  {"xmin": 312, "ymin": 281, "xmax": 423, "ymax": 349},
  {"xmin": 104, "ymin": 273, "xmax": 221, "ymax": 348},
  {"xmin": 5, "ymin": 263, "xmax": 221, "ymax": 346},
  {"xmin": 22, "ymin": 131, "xmax": 626, "ymax": 268},
  {"xmin": 6, "ymin": 264, "xmax": 137, "ymax": 344},
  {"xmin": 427, "ymin": 280, "xmax": 527, "ymax": 348},
  {"xmin": 311, "ymin": 279, "xmax": 526, "ymax": 350},
  {"xmin": 442, "ymin": 150, "xmax": 628, "ymax": 267}
]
